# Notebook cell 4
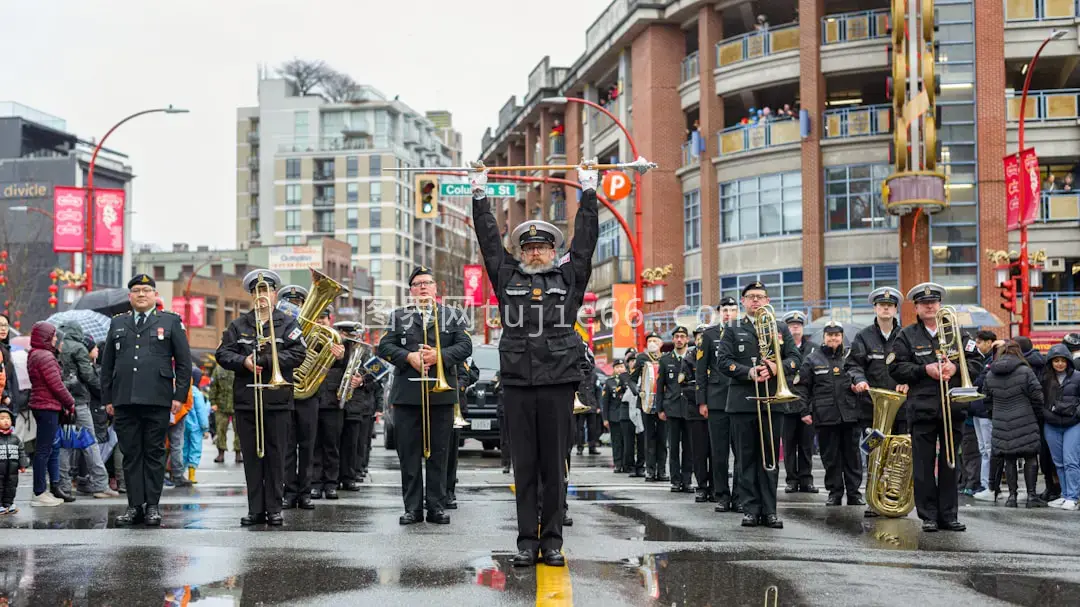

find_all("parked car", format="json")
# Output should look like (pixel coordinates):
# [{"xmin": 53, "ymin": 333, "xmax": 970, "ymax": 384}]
[{"xmin": 462, "ymin": 344, "xmax": 501, "ymax": 451}]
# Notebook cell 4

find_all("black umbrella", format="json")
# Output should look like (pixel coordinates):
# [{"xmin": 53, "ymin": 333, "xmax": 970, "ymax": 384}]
[{"xmin": 70, "ymin": 288, "xmax": 131, "ymax": 317}]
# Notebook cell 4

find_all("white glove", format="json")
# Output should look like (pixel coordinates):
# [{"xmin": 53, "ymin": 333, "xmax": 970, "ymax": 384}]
[
  {"xmin": 469, "ymin": 162, "xmax": 488, "ymax": 199},
  {"xmin": 577, "ymin": 158, "xmax": 599, "ymax": 192}
]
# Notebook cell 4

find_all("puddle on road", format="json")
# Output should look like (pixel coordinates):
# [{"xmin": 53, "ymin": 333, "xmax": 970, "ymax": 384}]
[
  {"xmin": 603, "ymin": 504, "xmax": 701, "ymax": 541},
  {"xmin": 784, "ymin": 507, "xmax": 922, "ymax": 550},
  {"xmin": 568, "ymin": 488, "xmax": 630, "ymax": 502},
  {"xmin": 967, "ymin": 572, "xmax": 1080, "ymax": 606}
]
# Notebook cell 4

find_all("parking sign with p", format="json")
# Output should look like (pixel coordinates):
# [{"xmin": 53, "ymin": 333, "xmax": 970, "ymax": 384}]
[{"xmin": 601, "ymin": 171, "xmax": 632, "ymax": 201}]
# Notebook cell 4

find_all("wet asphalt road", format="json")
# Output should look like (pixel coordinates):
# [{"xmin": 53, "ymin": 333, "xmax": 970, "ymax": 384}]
[{"xmin": 1, "ymin": 434, "xmax": 1079, "ymax": 606}]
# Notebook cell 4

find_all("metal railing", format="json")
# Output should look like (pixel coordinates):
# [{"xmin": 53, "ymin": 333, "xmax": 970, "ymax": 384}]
[
  {"xmin": 1038, "ymin": 190, "xmax": 1080, "ymax": 222},
  {"xmin": 1006, "ymin": 88, "xmax": 1080, "ymax": 123},
  {"xmin": 716, "ymin": 120, "xmax": 802, "ymax": 156},
  {"xmin": 1005, "ymin": 0, "xmax": 1077, "ymax": 20},
  {"xmin": 590, "ymin": 97, "xmax": 621, "ymax": 138},
  {"xmin": 822, "ymin": 9, "xmax": 890, "ymax": 44},
  {"xmin": 681, "ymin": 51, "xmax": 699, "ymax": 84},
  {"xmin": 247, "ymin": 131, "xmax": 259, "ymax": 145},
  {"xmin": 823, "ymin": 104, "xmax": 892, "ymax": 139},
  {"xmin": 313, "ymin": 197, "xmax": 335, "ymax": 208},
  {"xmin": 549, "ymin": 134, "xmax": 566, "ymax": 156},
  {"xmin": 681, "ymin": 142, "xmax": 693, "ymax": 167},
  {"xmin": 715, "ymin": 23, "xmax": 799, "ymax": 69},
  {"xmin": 550, "ymin": 199, "xmax": 567, "ymax": 222},
  {"xmin": 1033, "ymin": 292, "xmax": 1080, "ymax": 326},
  {"xmin": 248, "ymin": 180, "xmax": 259, "ymax": 194}
]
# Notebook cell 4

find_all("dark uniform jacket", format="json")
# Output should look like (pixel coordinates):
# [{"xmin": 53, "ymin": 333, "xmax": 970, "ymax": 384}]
[
  {"xmin": 696, "ymin": 325, "xmax": 732, "ymax": 412},
  {"xmin": 845, "ymin": 319, "xmax": 903, "ymax": 422},
  {"xmin": 101, "ymin": 309, "xmax": 192, "ymax": 408},
  {"xmin": 630, "ymin": 351, "xmax": 663, "ymax": 413},
  {"xmin": 718, "ymin": 315, "xmax": 801, "ymax": 415},
  {"xmin": 472, "ymin": 190, "xmax": 599, "ymax": 387},
  {"xmin": 601, "ymin": 374, "xmax": 635, "ymax": 424},
  {"xmin": 655, "ymin": 349, "xmax": 690, "ymax": 418},
  {"xmin": 680, "ymin": 348, "xmax": 703, "ymax": 419},
  {"xmin": 794, "ymin": 344, "xmax": 860, "ymax": 426},
  {"xmin": 320, "ymin": 347, "xmax": 349, "ymax": 411},
  {"xmin": 796, "ymin": 338, "xmax": 818, "ymax": 360},
  {"xmin": 340, "ymin": 343, "xmax": 385, "ymax": 420},
  {"xmin": 456, "ymin": 360, "xmax": 480, "ymax": 416},
  {"xmin": 215, "ymin": 309, "xmax": 307, "ymax": 412},
  {"xmin": 377, "ymin": 304, "xmax": 472, "ymax": 406},
  {"xmin": 576, "ymin": 353, "xmax": 599, "ymax": 412},
  {"xmin": 887, "ymin": 319, "xmax": 983, "ymax": 424}
]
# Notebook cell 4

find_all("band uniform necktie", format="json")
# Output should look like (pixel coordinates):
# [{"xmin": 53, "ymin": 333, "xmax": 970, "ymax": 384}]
[{"xmin": 136, "ymin": 313, "xmax": 146, "ymax": 329}]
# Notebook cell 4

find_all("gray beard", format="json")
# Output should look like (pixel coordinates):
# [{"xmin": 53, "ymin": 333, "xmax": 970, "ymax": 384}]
[{"xmin": 518, "ymin": 259, "xmax": 556, "ymax": 275}]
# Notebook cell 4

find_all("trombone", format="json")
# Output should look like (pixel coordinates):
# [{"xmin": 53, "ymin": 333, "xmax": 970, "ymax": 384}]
[
  {"xmin": 934, "ymin": 306, "xmax": 984, "ymax": 468},
  {"xmin": 747, "ymin": 305, "xmax": 799, "ymax": 471},
  {"xmin": 381, "ymin": 156, "xmax": 659, "ymax": 175},
  {"xmin": 407, "ymin": 297, "xmax": 452, "ymax": 459},
  {"xmin": 247, "ymin": 272, "xmax": 291, "ymax": 458}
]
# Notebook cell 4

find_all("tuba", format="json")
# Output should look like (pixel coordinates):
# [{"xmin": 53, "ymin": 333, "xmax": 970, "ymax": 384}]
[
  {"xmin": 864, "ymin": 388, "xmax": 914, "ymax": 517},
  {"xmin": 747, "ymin": 305, "xmax": 799, "ymax": 471},
  {"xmin": 248, "ymin": 272, "xmax": 291, "ymax": 458},
  {"xmin": 935, "ymin": 306, "xmax": 984, "ymax": 468},
  {"xmin": 291, "ymin": 269, "xmax": 346, "ymax": 400}
]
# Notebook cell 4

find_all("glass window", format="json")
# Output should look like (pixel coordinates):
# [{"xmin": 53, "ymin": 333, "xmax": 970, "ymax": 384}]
[
  {"xmin": 371, "ymin": 182, "xmax": 382, "ymax": 202},
  {"xmin": 285, "ymin": 235, "xmax": 303, "ymax": 245},
  {"xmin": 824, "ymin": 164, "xmax": 897, "ymax": 231},
  {"xmin": 719, "ymin": 171, "xmax": 802, "ymax": 243},
  {"xmin": 346, "ymin": 156, "xmax": 359, "ymax": 177},
  {"xmin": 347, "ymin": 183, "xmax": 359, "ymax": 203},
  {"xmin": 314, "ymin": 210, "xmax": 334, "ymax": 233},
  {"xmin": 347, "ymin": 208, "xmax": 359, "ymax": 229},
  {"xmin": 285, "ymin": 159, "xmax": 301, "ymax": 179},
  {"xmin": 285, "ymin": 185, "xmax": 301, "ymax": 206},
  {"xmin": 370, "ymin": 259, "xmax": 381, "ymax": 280},
  {"xmin": 285, "ymin": 210, "xmax": 300, "ymax": 231},
  {"xmin": 684, "ymin": 280, "xmax": 701, "ymax": 308},
  {"xmin": 370, "ymin": 233, "xmax": 382, "ymax": 254},
  {"xmin": 370, "ymin": 207, "xmax": 382, "ymax": 228},
  {"xmin": 369, "ymin": 155, "xmax": 382, "ymax": 177},
  {"xmin": 294, "ymin": 111, "xmax": 310, "ymax": 149},
  {"xmin": 683, "ymin": 190, "xmax": 701, "ymax": 251},
  {"xmin": 347, "ymin": 234, "xmax": 359, "ymax": 254},
  {"xmin": 595, "ymin": 220, "xmax": 620, "ymax": 261},
  {"xmin": 826, "ymin": 264, "xmax": 899, "ymax": 308},
  {"xmin": 719, "ymin": 269, "xmax": 804, "ymax": 310}
]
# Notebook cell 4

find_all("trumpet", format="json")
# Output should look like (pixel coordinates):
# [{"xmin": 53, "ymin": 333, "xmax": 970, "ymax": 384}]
[
  {"xmin": 407, "ymin": 298, "xmax": 453, "ymax": 458},
  {"xmin": 935, "ymin": 306, "xmax": 984, "ymax": 469},
  {"xmin": 747, "ymin": 304, "xmax": 799, "ymax": 471},
  {"xmin": 247, "ymin": 272, "xmax": 291, "ymax": 459}
]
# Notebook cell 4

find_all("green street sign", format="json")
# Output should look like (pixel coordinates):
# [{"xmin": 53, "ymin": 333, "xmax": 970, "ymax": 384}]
[{"xmin": 438, "ymin": 182, "xmax": 518, "ymax": 198}]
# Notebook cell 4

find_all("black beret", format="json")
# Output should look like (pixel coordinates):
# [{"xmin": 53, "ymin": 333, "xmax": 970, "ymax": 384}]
[
  {"xmin": 672, "ymin": 326, "xmax": 689, "ymax": 336},
  {"xmin": 127, "ymin": 274, "xmax": 156, "ymax": 290},
  {"xmin": 741, "ymin": 281, "xmax": 767, "ymax": 297},
  {"xmin": 718, "ymin": 296, "xmax": 738, "ymax": 307},
  {"xmin": 409, "ymin": 266, "xmax": 435, "ymax": 285},
  {"xmin": 645, "ymin": 332, "xmax": 662, "ymax": 341}
]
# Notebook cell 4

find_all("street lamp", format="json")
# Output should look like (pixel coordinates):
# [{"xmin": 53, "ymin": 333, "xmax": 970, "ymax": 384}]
[
  {"xmin": 83, "ymin": 105, "xmax": 189, "ymax": 293},
  {"xmin": 183, "ymin": 256, "xmax": 232, "ymax": 329}
]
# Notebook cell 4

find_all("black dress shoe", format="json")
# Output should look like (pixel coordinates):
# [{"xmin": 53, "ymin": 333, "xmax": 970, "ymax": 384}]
[
  {"xmin": 657, "ymin": 475, "xmax": 670, "ymax": 483},
  {"xmin": 670, "ymin": 484, "xmax": 684, "ymax": 493},
  {"xmin": 645, "ymin": 474, "xmax": 656, "ymax": 482},
  {"xmin": 426, "ymin": 509, "xmax": 450, "ymax": 524},
  {"xmin": 399, "ymin": 511, "xmax": 423, "ymax": 525},
  {"xmin": 714, "ymin": 502, "xmax": 730, "ymax": 513},
  {"xmin": 297, "ymin": 494, "xmax": 315, "ymax": 510},
  {"xmin": 310, "ymin": 488, "xmax": 323, "ymax": 500},
  {"xmin": 541, "ymin": 549, "xmax": 566, "ymax": 567},
  {"xmin": 681, "ymin": 486, "xmax": 695, "ymax": 494},
  {"xmin": 785, "ymin": 482, "xmax": 799, "ymax": 493},
  {"xmin": 825, "ymin": 496, "xmax": 843, "ymax": 506},
  {"xmin": 589, "ymin": 446, "xmax": 600, "ymax": 455},
  {"xmin": 799, "ymin": 484, "xmax": 820, "ymax": 494},
  {"xmin": 116, "ymin": 506, "xmax": 144, "ymax": 526},
  {"xmin": 144, "ymin": 506, "xmax": 162, "ymax": 527},
  {"xmin": 763, "ymin": 514, "xmax": 784, "ymax": 529},
  {"xmin": 741, "ymin": 513, "xmax": 760, "ymax": 527},
  {"xmin": 921, "ymin": 519, "xmax": 939, "ymax": 532},
  {"xmin": 512, "ymin": 549, "xmax": 538, "ymax": 567},
  {"xmin": 241, "ymin": 513, "xmax": 267, "ymax": 526},
  {"xmin": 693, "ymin": 489, "xmax": 706, "ymax": 503},
  {"xmin": 562, "ymin": 514, "xmax": 573, "ymax": 527},
  {"xmin": 502, "ymin": 465, "xmax": 511, "ymax": 474},
  {"xmin": 629, "ymin": 470, "xmax": 645, "ymax": 478},
  {"xmin": 445, "ymin": 497, "xmax": 458, "ymax": 510},
  {"xmin": 341, "ymin": 481, "xmax": 362, "ymax": 491},
  {"xmin": 324, "ymin": 488, "xmax": 339, "ymax": 500},
  {"xmin": 576, "ymin": 447, "xmax": 584, "ymax": 456},
  {"xmin": 938, "ymin": 520, "xmax": 966, "ymax": 532},
  {"xmin": 734, "ymin": 503, "xmax": 745, "ymax": 514},
  {"xmin": 282, "ymin": 495, "xmax": 297, "ymax": 510},
  {"xmin": 864, "ymin": 509, "xmax": 880, "ymax": 518},
  {"xmin": 613, "ymin": 466, "xmax": 624, "ymax": 474},
  {"xmin": 267, "ymin": 512, "xmax": 284, "ymax": 526},
  {"xmin": 848, "ymin": 495, "xmax": 866, "ymax": 506}
]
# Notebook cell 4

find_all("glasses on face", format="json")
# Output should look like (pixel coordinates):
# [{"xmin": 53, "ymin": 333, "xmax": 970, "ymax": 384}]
[
  {"xmin": 411, "ymin": 280, "xmax": 436, "ymax": 288},
  {"xmin": 522, "ymin": 245, "xmax": 551, "ymax": 255},
  {"xmin": 743, "ymin": 294, "xmax": 768, "ymax": 302},
  {"xmin": 130, "ymin": 287, "xmax": 155, "ymax": 295}
]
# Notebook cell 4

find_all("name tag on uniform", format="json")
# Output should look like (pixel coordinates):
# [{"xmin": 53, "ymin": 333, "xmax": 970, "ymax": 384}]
[
  {"xmin": 157, "ymin": 327, "xmax": 165, "ymax": 341},
  {"xmin": 868, "ymin": 354, "xmax": 885, "ymax": 360},
  {"xmin": 115, "ymin": 342, "xmax": 120, "ymax": 351}
]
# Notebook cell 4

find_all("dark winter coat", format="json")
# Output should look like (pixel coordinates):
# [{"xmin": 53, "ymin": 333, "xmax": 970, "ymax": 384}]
[
  {"xmin": 215, "ymin": 310, "xmax": 307, "ymax": 412},
  {"xmin": 0, "ymin": 339, "xmax": 25, "ymax": 414},
  {"xmin": 983, "ymin": 355, "xmax": 1043, "ymax": 456},
  {"xmin": 794, "ymin": 344, "xmax": 860, "ymax": 426},
  {"xmin": 57, "ymin": 323, "xmax": 102, "ymax": 408},
  {"xmin": 1042, "ymin": 345, "xmax": 1080, "ymax": 428},
  {"xmin": 27, "ymin": 323, "xmax": 75, "ymax": 414}
]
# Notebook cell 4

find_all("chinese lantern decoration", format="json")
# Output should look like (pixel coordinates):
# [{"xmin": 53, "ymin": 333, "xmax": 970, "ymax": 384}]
[
  {"xmin": 13, "ymin": 310, "xmax": 21, "ymax": 331},
  {"xmin": 2, "ymin": 300, "xmax": 8, "ymax": 317},
  {"xmin": 48, "ymin": 270, "xmax": 59, "ymax": 308},
  {"xmin": 0, "ymin": 250, "xmax": 8, "ymax": 287}
]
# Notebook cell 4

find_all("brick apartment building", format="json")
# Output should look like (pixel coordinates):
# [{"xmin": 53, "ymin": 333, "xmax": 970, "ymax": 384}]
[{"xmin": 478, "ymin": 0, "xmax": 1080, "ymax": 339}]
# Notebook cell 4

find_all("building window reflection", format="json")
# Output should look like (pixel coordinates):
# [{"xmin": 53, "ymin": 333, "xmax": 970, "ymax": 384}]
[
  {"xmin": 825, "ymin": 164, "xmax": 897, "ymax": 231},
  {"xmin": 720, "ymin": 269, "xmax": 803, "ymax": 310},
  {"xmin": 720, "ymin": 171, "xmax": 802, "ymax": 243}
]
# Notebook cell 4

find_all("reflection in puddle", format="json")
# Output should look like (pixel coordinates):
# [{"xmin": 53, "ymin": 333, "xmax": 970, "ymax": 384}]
[
  {"xmin": 623, "ymin": 550, "xmax": 798, "ymax": 606},
  {"xmin": 604, "ymin": 504, "xmax": 700, "ymax": 541},
  {"xmin": 567, "ymin": 488, "xmax": 629, "ymax": 502},
  {"xmin": 784, "ymin": 507, "xmax": 922, "ymax": 551}
]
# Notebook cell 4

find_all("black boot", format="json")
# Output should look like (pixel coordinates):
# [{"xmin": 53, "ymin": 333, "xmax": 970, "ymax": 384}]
[
  {"xmin": 51, "ymin": 483, "xmax": 75, "ymax": 503},
  {"xmin": 116, "ymin": 506, "xmax": 144, "ymax": 526},
  {"xmin": 214, "ymin": 449, "xmax": 225, "ymax": 463}
]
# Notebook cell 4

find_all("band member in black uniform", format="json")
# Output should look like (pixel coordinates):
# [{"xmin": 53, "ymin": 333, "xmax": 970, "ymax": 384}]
[
  {"xmin": 278, "ymin": 285, "xmax": 308, "ymax": 307},
  {"xmin": 102, "ymin": 274, "xmax": 192, "ymax": 527},
  {"xmin": 680, "ymin": 327, "xmax": 706, "ymax": 496},
  {"xmin": 336, "ymin": 322, "xmax": 383, "ymax": 492},
  {"xmin": 719, "ymin": 282, "xmax": 801, "ymax": 529},
  {"xmin": 697, "ymin": 298, "xmax": 742, "ymax": 510},
  {"xmin": 622, "ymin": 352, "xmax": 646, "ymax": 477},
  {"xmin": 780, "ymin": 311, "xmax": 818, "ymax": 494},
  {"xmin": 575, "ymin": 347, "xmax": 602, "ymax": 456},
  {"xmin": 794, "ymin": 321, "xmax": 863, "ymax": 506},
  {"xmin": 283, "ymin": 311, "xmax": 326, "ymax": 512},
  {"xmin": 470, "ymin": 163, "xmax": 598, "ymax": 568},
  {"xmin": 215, "ymin": 270, "xmax": 307, "ymax": 526},
  {"xmin": 656, "ymin": 326, "xmax": 691, "ymax": 492},
  {"xmin": 887, "ymin": 282, "xmax": 979, "ymax": 533},
  {"xmin": 561, "ymin": 343, "xmax": 596, "ymax": 527},
  {"xmin": 602, "ymin": 361, "xmax": 631, "ymax": 472},
  {"xmin": 632, "ymin": 333, "xmax": 668, "ymax": 482},
  {"xmin": 445, "ymin": 359, "xmax": 479, "ymax": 509},
  {"xmin": 378, "ymin": 267, "xmax": 472, "ymax": 526},
  {"xmin": 308, "ymin": 309, "xmax": 347, "ymax": 500},
  {"xmin": 494, "ymin": 371, "xmax": 510, "ymax": 474},
  {"xmin": 845, "ymin": 287, "xmax": 907, "ymax": 516}
]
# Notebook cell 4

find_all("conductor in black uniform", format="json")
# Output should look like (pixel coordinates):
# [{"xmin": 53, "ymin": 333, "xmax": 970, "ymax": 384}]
[
  {"xmin": 377, "ymin": 267, "xmax": 472, "ymax": 526},
  {"xmin": 655, "ymin": 326, "xmax": 692, "ymax": 493},
  {"xmin": 780, "ymin": 310, "xmax": 818, "ymax": 494},
  {"xmin": 718, "ymin": 282, "xmax": 801, "ymax": 529},
  {"xmin": 215, "ymin": 270, "xmax": 307, "ymax": 526},
  {"xmin": 102, "ymin": 274, "xmax": 192, "ymax": 527},
  {"xmin": 887, "ymin": 282, "xmax": 979, "ymax": 533},
  {"xmin": 469, "ymin": 163, "xmax": 599, "ymax": 568}
]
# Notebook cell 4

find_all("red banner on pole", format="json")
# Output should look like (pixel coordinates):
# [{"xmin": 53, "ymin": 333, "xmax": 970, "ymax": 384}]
[
  {"xmin": 171, "ymin": 296, "xmax": 206, "ymax": 328},
  {"xmin": 1021, "ymin": 148, "xmax": 1040, "ymax": 227},
  {"xmin": 463, "ymin": 264, "xmax": 484, "ymax": 306},
  {"xmin": 52, "ymin": 187, "xmax": 86, "ymax": 253},
  {"xmin": 1005, "ymin": 148, "xmax": 1040, "ymax": 230},
  {"xmin": 93, "ymin": 188, "xmax": 125, "ymax": 254},
  {"xmin": 1004, "ymin": 154, "xmax": 1021, "ymax": 231}
]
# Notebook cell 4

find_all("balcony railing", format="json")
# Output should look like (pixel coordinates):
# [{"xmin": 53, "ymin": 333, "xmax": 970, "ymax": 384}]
[
  {"xmin": 313, "ymin": 197, "xmax": 335, "ymax": 208},
  {"xmin": 247, "ymin": 156, "xmax": 258, "ymax": 170},
  {"xmin": 822, "ymin": 9, "xmax": 890, "ymax": 45},
  {"xmin": 1038, "ymin": 190, "xmax": 1080, "ymax": 222},
  {"xmin": 312, "ymin": 169, "xmax": 335, "ymax": 182},
  {"xmin": 590, "ymin": 97, "xmax": 621, "ymax": 138},
  {"xmin": 1034, "ymin": 292, "xmax": 1080, "ymax": 326},
  {"xmin": 247, "ymin": 131, "xmax": 259, "ymax": 145},
  {"xmin": 681, "ymin": 51, "xmax": 699, "ymax": 84},
  {"xmin": 682, "ymin": 142, "xmax": 693, "ymax": 167},
  {"xmin": 248, "ymin": 180, "xmax": 259, "ymax": 194},
  {"xmin": 715, "ymin": 23, "xmax": 799, "ymax": 69},
  {"xmin": 1006, "ymin": 88, "xmax": 1079, "ymax": 123},
  {"xmin": 823, "ymin": 104, "xmax": 892, "ymax": 139},
  {"xmin": 1005, "ymin": 0, "xmax": 1077, "ymax": 21},
  {"xmin": 277, "ymin": 136, "xmax": 376, "ymax": 153},
  {"xmin": 716, "ymin": 120, "xmax": 801, "ymax": 156},
  {"xmin": 549, "ymin": 134, "xmax": 566, "ymax": 156},
  {"xmin": 550, "ymin": 199, "xmax": 567, "ymax": 222}
]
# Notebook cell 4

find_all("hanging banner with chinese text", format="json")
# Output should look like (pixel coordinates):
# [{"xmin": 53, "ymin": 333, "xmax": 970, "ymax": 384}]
[
  {"xmin": 92, "ymin": 188, "xmax": 125, "ymax": 254},
  {"xmin": 1005, "ymin": 148, "xmax": 1039, "ymax": 231},
  {"xmin": 53, "ymin": 186, "xmax": 86, "ymax": 253},
  {"xmin": 171, "ymin": 297, "xmax": 206, "ymax": 328}
]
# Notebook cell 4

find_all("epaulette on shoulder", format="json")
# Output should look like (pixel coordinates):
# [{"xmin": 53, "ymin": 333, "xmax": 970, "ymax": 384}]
[{"xmin": 113, "ymin": 311, "xmax": 131, "ymax": 318}]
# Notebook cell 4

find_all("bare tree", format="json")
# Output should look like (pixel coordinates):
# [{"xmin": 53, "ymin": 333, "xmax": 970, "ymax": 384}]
[
  {"xmin": 322, "ymin": 70, "xmax": 358, "ymax": 103},
  {"xmin": 277, "ymin": 58, "xmax": 332, "ymax": 96},
  {"xmin": 0, "ymin": 210, "xmax": 57, "ymax": 328}
]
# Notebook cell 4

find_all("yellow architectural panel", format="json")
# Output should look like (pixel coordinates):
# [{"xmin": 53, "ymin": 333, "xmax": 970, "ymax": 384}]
[
  {"xmin": 1005, "ymin": 0, "xmax": 1036, "ymax": 20},
  {"xmin": 846, "ymin": 16, "xmax": 869, "ymax": 41},
  {"xmin": 1048, "ymin": 195, "xmax": 1080, "ymax": 220},
  {"xmin": 877, "ymin": 108, "xmax": 891, "ymax": 132},
  {"xmin": 824, "ymin": 20, "xmax": 841, "ymax": 44},
  {"xmin": 1046, "ymin": 94, "xmax": 1078, "ymax": 119},
  {"xmin": 747, "ymin": 34, "xmax": 765, "ymax": 59},
  {"xmin": 1045, "ymin": 0, "xmax": 1074, "ymax": 17},
  {"xmin": 720, "ymin": 131, "xmax": 745, "ymax": 154},
  {"xmin": 770, "ymin": 26, "xmax": 799, "ymax": 53},
  {"xmin": 1033, "ymin": 297, "xmax": 1049, "ymax": 322},
  {"xmin": 1006, "ymin": 97, "xmax": 1038, "ymax": 121},
  {"xmin": 826, "ymin": 113, "xmax": 842, "ymax": 137},
  {"xmin": 747, "ymin": 125, "xmax": 767, "ymax": 149},
  {"xmin": 1057, "ymin": 297, "xmax": 1080, "ymax": 323},
  {"xmin": 718, "ymin": 41, "xmax": 743, "ymax": 66},
  {"xmin": 771, "ymin": 121, "xmax": 800, "ymax": 144}
]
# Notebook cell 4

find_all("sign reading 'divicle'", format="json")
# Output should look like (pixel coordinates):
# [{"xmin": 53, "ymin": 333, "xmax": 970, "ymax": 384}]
[{"xmin": 439, "ymin": 183, "xmax": 517, "ymax": 198}]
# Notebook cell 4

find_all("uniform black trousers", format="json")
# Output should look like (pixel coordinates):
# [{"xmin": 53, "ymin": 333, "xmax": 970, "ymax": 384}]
[
  {"xmin": 499, "ymin": 411, "xmax": 512, "ymax": 468},
  {"xmin": 709, "ymin": 412, "xmax": 739, "ymax": 501},
  {"xmin": 731, "ymin": 411, "xmax": 783, "ymax": 517},
  {"xmin": 394, "ymin": 403, "xmax": 453, "ymax": 513},
  {"xmin": 817, "ymin": 423, "xmax": 863, "ymax": 499},
  {"xmin": 642, "ymin": 413, "xmax": 667, "ymax": 477},
  {"xmin": 361, "ymin": 413, "xmax": 375, "ymax": 472},
  {"xmin": 609, "ymin": 418, "xmax": 623, "ymax": 468},
  {"xmin": 339, "ymin": 417, "xmax": 365, "ymax": 483},
  {"xmin": 576, "ymin": 412, "xmax": 601, "ymax": 448},
  {"xmin": 237, "ymin": 409, "xmax": 288, "ymax": 516},
  {"xmin": 911, "ymin": 419, "xmax": 961, "ymax": 523},
  {"xmin": 782, "ymin": 413, "xmax": 815, "ymax": 488},
  {"xmin": 688, "ymin": 418, "xmax": 711, "ymax": 491},
  {"xmin": 114, "ymin": 405, "xmax": 171, "ymax": 508},
  {"xmin": 620, "ymin": 420, "xmax": 645, "ymax": 472},
  {"xmin": 960, "ymin": 422, "xmax": 982, "ymax": 491},
  {"xmin": 503, "ymin": 383, "xmax": 574, "ymax": 553},
  {"xmin": 311, "ymin": 409, "xmax": 344, "ymax": 490},
  {"xmin": 284, "ymin": 400, "xmax": 318, "ymax": 498},
  {"xmin": 666, "ymin": 416, "xmax": 693, "ymax": 488},
  {"xmin": 446, "ymin": 428, "xmax": 461, "ymax": 499}
]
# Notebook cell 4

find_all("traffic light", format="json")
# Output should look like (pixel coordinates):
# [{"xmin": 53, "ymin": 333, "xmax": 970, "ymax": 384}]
[
  {"xmin": 1000, "ymin": 278, "xmax": 1018, "ymax": 314},
  {"xmin": 415, "ymin": 175, "xmax": 438, "ymax": 219}
]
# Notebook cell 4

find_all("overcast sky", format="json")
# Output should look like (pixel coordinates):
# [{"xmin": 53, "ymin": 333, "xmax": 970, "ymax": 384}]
[{"xmin": 0, "ymin": 0, "xmax": 611, "ymax": 250}]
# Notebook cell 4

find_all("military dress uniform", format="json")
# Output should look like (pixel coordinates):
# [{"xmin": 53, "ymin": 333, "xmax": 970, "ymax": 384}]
[
  {"xmin": 844, "ymin": 288, "xmax": 906, "ymax": 436},
  {"xmin": 680, "ymin": 330, "xmax": 706, "ymax": 497},
  {"xmin": 311, "ymin": 310, "xmax": 348, "ymax": 501},
  {"xmin": 887, "ymin": 283, "xmax": 981, "ymax": 532},
  {"xmin": 781, "ymin": 311, "xmax": 818, "ymax": 494},
  {"xmin": 377, "ymin": 281, "xmax": 472, "ymax": 525},
  {"xmin": 215, "ymin": 270, "xmax": 308, "ymax": 526},
  {"xmin": 101, "ymin": 274, "xmax": 192, "ymax": 526},
  {"xmin": 279, "ymin": 283, "xmax": 319, "ymax": 508},
  {"xmin": 618, "ymin": 355, "xmax": 646, "ymax": 477},
  {"xmin": 601, "ymin": 373, "xmax": 631, "ymax": 471},
  {"xmin": 718, "ymin": 283, "xmax": 801, "ymax": 528},
  {"xmin": 445, "ymin": 359, "xmax": 479, "ymax": 509},
  {"xmin": 654, "ymin": 327, "xmax": 692, "ymax": 492},
  {"xmin": 337, "ymin": 323, "xmax": 385, "ymax": 492},
  {"xmin": 471, "ymin": 165, "xmax": 599, "ymax": 567},
  {"xmin": 575, "ymin": 347, "xmax": 602, "ymax": 455},
  {"xmin": 696, "ymin": 311, "xmax": 736, "ymax": 508},
  {"xmin": 632, "ymin": 339, "xmax": 668, "ymax": 482}
]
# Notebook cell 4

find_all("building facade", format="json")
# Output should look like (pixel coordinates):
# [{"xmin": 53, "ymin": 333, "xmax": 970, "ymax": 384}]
[
  {"xmin": 478, "ymin": 0, "xmax": 1073, "ymax": 335},
  {"xmin": 236, "ymin": 77, "xmax": 476, "ymax": 305}
]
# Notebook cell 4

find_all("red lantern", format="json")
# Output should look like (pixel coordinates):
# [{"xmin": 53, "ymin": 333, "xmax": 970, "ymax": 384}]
[
  {"xmin": 0, "ymin": 277, "xmax": 6, "ymax": 287},
  {"xmin": 49, "ymin": 270, "xmax": 58, "ymax": 281},
  {"xmin": 13, "ymin": 321, "xmax": 20, "ymax": 330},
  {"xmin": 0, "ymin": 251, "xmax": 8, "ymax": 260},
  {"xmin": 48, "ymin": 284, "xmax": 58, "ymax": 295},
  {"xmin": 15, "ymin": 310, "xmax": 22, "ymax": 317},
  {"xmin": 48, "ymin": 296, "xmax": 58, "ymax": 308}
]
